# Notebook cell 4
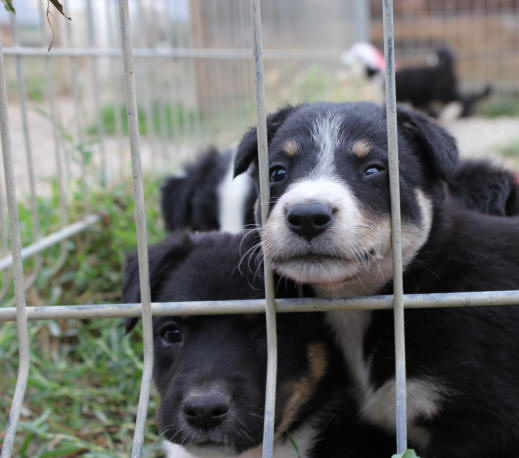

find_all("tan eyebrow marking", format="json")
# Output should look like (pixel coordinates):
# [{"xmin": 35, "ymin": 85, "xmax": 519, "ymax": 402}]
[
  {"xmin": 282, "ymin": 139, "xmax": 298, "ymax": 157},
  {"xmin": 352, "ymin": 140, "xmax": 372, "ymax": 158}
]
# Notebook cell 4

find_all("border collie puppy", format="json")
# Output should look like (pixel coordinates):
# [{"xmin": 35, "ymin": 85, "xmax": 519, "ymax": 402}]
[
  {"xmin": 161, "ymin": 147, "xmax": 256, "ymax": 233},
  {"xmin": 342, "ymin": 43, "xmax": 492, "ymax": 119},
  {"xmin": 395, "ymin": 47, "xmax": 492, "ymax": 119},
  {"xmin": 123, "ymin": 231, "xmax": 395, "ymax": 458},
  {"xmin": 234, "ymin": 102, "xmax": 519, "ymax": 458}
]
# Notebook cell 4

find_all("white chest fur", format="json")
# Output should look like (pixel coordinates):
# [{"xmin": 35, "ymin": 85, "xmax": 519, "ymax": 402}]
[
  {"xmin": 325, "ymin": 309, "xmax": 444, "ymax": 450},
  {"xmin": 163, "ymin": 422, "xmax": 318, "ymax": 458}
]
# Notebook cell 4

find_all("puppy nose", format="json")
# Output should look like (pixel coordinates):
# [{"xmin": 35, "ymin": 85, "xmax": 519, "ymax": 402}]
[
  {"xmin": 286, "ymin": 203, "xmax": 333, "ymax": 240},
  {"xmin": 182, "ymin": 390, "xmax": 231, "ymax": 430}
]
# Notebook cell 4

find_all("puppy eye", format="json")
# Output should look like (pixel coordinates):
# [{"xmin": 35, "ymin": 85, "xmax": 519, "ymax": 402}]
[
  {"xmin": 362, "ymin": 165, "xmax": 385, "ymax": 177},
  {"xmin": 160, "ymin": 325, "xmax": 182, "ymax": 345},
  {"xmin": 269, "ymin": 165, "xmax": 287, "ymax": 183}
]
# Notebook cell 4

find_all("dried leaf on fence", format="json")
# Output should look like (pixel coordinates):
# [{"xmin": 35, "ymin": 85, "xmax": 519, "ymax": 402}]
[
  {"xmin": 49, "ymin": 0, "xmax": 71, "ymax": 20},
  {"xmin": 1, "ymin": 0, "xmax": 15, "ymax": 13}
]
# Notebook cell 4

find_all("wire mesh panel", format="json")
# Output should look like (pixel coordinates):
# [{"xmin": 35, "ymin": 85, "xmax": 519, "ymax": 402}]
[{"xmin": 0, "ymin": 0, "xmax": 519, "ymax": 457}]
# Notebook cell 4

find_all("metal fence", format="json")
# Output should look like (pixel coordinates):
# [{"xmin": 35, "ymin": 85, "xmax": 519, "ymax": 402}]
[{"xmin": 1, "ymin": 0, "xmax": 519, "ymax": 457}]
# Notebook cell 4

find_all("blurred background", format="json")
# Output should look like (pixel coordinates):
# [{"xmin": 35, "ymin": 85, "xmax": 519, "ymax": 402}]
[{"xmin": 0, "ymin": 0, "xmax": 518, "ymax": 456}]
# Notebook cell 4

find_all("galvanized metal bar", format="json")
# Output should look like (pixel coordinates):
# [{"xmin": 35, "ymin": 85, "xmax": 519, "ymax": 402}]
[
  {"xmin": 134, "ymin": 0, "xmax": 158, "ymax": 173},
  {"xmin": 1, "ymin": 46, "xmax": 344, "ymax": 61},
  {"xmin": 105, "ymin": 0, "xmax": 126, "ymax": 178},
  {"xmin": 86, "ymin": 0, "xmax": 107, "ymax": 186},
  {"xmin": 250, "ymin": 2, "xmax": 278, "ymax": 457},
  {"xmin": 2, "ymin": 290, "xmax": 519, "ymax": 322},
  {"xmin": 382, "ymin": 0, "xmax": 407, "ymax": 452},
  {"xmin": 63, "ymin": 0, "xmax": 88, "ymax": 209},
  {"xmin": 10, "ymin": 13, "xmax": 42, "ymax": 291},
  {"xmin": 150, "ymin": 1, "xmax": 169, "ymax": 171},
  {"xmin": 39, "ymin": 0, "xmax": 69, "ymax": 278},
  {"xmin": 118, "ymin": 1, "xmax": 154, "ymax": 456},
  {"xmin": 0, "ymin": 28, "xmax": 30, "ymax": 458},
  {"xmin": 0, "ymin": 214, "xmax": 100, "ymax": 271}
]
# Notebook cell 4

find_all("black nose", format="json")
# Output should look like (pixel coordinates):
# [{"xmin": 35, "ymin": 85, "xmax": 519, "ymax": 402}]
[
  {"xmin": 286, "ymin": 203, "xmax": 333, "ymax": 241},
  {"xmin": 182, "ymin": 390, "xmax": 231, "ymax": 430}
]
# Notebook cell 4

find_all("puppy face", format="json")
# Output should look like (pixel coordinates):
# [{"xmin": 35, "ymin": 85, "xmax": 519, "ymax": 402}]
[
  {"xmin": 234, "ymin": 102, "xmax": 458, "ymax": 295},
  {"xmin": 154, "ymin": 313, "xmax": 328, "ymax": 457},
  {"xmin": 123, "ymin": 232, "xmax": 333, "ymax": 456}
]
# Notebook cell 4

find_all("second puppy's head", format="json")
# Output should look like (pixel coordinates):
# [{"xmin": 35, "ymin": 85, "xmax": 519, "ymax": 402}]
[
  {"xmin": 234, "ymin": 102, "xmax": 459, "ymax": 295},
  {"xmin": 123, "ymin": 232, "xmax": 339, "ymax": 457}
]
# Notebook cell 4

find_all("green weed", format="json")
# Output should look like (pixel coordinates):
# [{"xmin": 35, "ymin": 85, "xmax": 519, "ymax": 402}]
[{"xmin": 0, "ymin": 176, "xmax": 166, "ymax": 456}]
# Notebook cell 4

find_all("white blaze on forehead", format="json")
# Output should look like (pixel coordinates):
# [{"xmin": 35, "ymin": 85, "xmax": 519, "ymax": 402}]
[
  {"xmin": 278, "ymin": 177, "xmax": 361, "ymax": 218},
  {"xmin": 310, "ymin": 113, "xmax": 343, "ymax": 177}
]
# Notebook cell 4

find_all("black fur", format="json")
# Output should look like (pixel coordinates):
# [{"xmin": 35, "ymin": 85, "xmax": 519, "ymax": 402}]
[
  {"xmin": 123, "ymin": 231, "xmax": 395, "ymax": 457},
  {"xmin": 161, "ymin": 148, "xmax": 256, "ymax": 232},
  {"xmin": 450, "ymin": 160, "xmax": 519, "ymax": 216},
  {"xmin": 395, "ymin": 47, "xmax": 492, "ymax": 118},
  {"xmin": 235, "ymin": 101, "xmax": 519, "ymax": 458}
]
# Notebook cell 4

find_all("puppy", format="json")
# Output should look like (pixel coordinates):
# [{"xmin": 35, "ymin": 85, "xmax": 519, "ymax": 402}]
[
  {"xmin": 342, "ymin": 44, "xmax": 492, "ymax": 119},
  {"xmin": 234, "ymin": 101, "xmax": 519, "ymax": 458},
  {"xmin": 395, "ymin": 47, "xmax": 492, "ymax": 119},
  {"xmin": 123, "ymin": 231, "xmax": 395, "ymax": 458},
  {"xmin": 161, "ymin": 147, "xmax": 255, "ymax": 233}
]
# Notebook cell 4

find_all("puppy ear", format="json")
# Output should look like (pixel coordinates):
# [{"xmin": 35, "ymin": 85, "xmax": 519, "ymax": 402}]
[
  {"xmin": 122, "ymin": 233, "xmax": 193, "ymax": 333},
  {"xmin": 161, "ymin": 176, "xmax": 194, "ymax": 232},
  {"xmin": 397, "ymin": 105, "xmax": 459, "ymax": 182},
  {"xmin": 234, "ymin": 105, "xmax": 297, "ymax": 177}
]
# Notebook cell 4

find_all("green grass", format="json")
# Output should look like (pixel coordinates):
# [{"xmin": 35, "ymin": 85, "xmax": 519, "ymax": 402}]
[
  {"xmin": 87, "ymin": 102, "xmax": 198, "ymax": 139},
  {"xmin": 0, "ymin": 176, "xmax": 167, "ymax": 457},
  {"xmin": 477, "ymin": 94, "xmax": 519, "ymax": 118},
  {"xmin": 498, "ymin": 138, "xmax": 519, "ymax": 159}
]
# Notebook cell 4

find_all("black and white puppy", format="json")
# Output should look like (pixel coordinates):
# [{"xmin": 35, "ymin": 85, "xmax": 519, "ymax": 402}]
[
  {"xmin": 123, "ymin": 231, "xmax": 395, "ymax": 458},
  {"xmin": 161, "ymin": 147, "xmax": 256, "ymax": 233},
  {"xmin": 234, "ymin": 101, "xmax": 519, "ymax": 458}
]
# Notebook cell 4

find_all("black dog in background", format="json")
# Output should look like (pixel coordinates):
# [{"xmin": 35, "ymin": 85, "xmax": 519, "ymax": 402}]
[
  {"xmin": 341, "ymin": 43, "xmax": 493, "ymax": 118},
  {"xmin": 123, "ymin": 231, "xmax": 396, "ymax": 457},
  {"xmin": 395, "ymin": 47, "xmax": 492, "ymax": 118},
  {"xmin": 161, "ymin": 148, "xmax": 519, "ymax": 234}
]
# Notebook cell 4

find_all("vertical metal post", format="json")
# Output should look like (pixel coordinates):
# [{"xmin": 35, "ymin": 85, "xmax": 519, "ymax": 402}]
[
  {"xmin": 382, "ymin": 0, "xmax": 408, "ymax": 452},
  {"xmin": 10, "ymin": 13, "xmax": 42, "ymax": 290},
  {"xmin": 118, "ymin": 1, "xmax": 154, "ymax": 456},
  {"xmin": 250, "ymin": 2, "xmax": 278, "ymax": 457},
  {"xmin": 86, "ymin": 0, "xmax": 107, "ymax": 186},
  {"xmin": 0, "ymin": 29, "xmax": 30, "ymax": 458},
  {"xmin": 135, "ymin": 0, "xmax": 158, "ymax": 172},
  {"xmin": 39, "ymin": 0, "xmax": 69, "ymax": 276},
  {"xmin": 105, "ymin": 0, "xmax": 126, "ymax": 178},
  {"xmin": 64, "ymin": 0, "xmax": 88, "ymax": 209},
  {"xmin": 354, "ymin": 0, "xmax": 371, "ymax": 42}
]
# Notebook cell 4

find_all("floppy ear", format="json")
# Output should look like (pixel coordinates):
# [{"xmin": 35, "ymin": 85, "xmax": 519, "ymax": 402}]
[
  {"xmin": 397, "ymin": 105, "xmax": 459, "ymax": 182},
  {"xmin": 233, "ymin": 105, "xmax": 297, "ymax": 177},
  {"xmin": 160, "ymin": 176, "xmax": 193, "ymax": 232},
  {"xmin": 123, "ymin": 233, "xmax": 193, "ymax": 333}
]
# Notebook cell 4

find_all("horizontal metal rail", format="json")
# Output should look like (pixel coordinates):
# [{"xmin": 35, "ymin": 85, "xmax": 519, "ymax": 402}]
[
  {"xmin": 2, "ymin": 46, "xmax": 342, "ymax": 60},
  {"xmin": 4, "ymin": 46, "xmax": 517, "ymax": 61},
  {"xmin": 1, "ymin": 290, "xmax": 519, "ymax": 322},
  {"xmin": 0, "ymin": 214, "xmax": 100, "ymax": 271}
]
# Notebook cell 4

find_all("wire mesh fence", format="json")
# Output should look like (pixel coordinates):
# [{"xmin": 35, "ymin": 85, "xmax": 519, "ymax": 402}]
[{"xmin": 0, "ymin": 0, "xmax": 518, "ymax": 457}]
